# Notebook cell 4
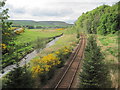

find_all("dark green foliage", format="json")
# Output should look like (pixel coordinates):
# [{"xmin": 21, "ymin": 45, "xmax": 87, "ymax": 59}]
[
  {"xmin": 0, "ymin": 2, "xmax": 16, "ymax": 45},
  {"xmin": 0, "ymin": 1, "xmax": 18, "ymax": 68},
  {"xmin": 76, "ymin": 30, "xmax": 80, "ymax": 38},
  {"xmin": 26, "ymin": 25, "xmax": 35, "ymax": 29},
  {"xmin": 3, "ymin": 65, "xmax": 33, "ymax": 88},
  {"xmin": 34, "ymin": 37, "xmax": 46, "ymax": 53},
  {"xmin": 0, "ymin": 1, "xmax": 16, "ymax": 49},
  {"xmin": 39, "ymin": 67, "xmax": 56, "ymax": 85},
  {"xmin": 74, "ymin": 2, "xmax": 119, "ymax": 35},
  {"xmin": 56, "ymin": 47, "xmax": 72, "ymax": 68},
  {"xmin": 36, "ymin": 26, "xmax": 43, "ymax": 29},
  {"xmin": 80, "ymin": 36, "xmax": 111, "ymax": 88}
]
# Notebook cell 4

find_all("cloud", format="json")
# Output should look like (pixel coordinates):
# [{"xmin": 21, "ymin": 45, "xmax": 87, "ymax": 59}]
[
  {"xmin": 5, "ymin": 4, "xmax": 26, "ymax": 14},
  {"xmin": 30, "ymin": 8, "xmax": 73, "ymax": 17},
  {"xmin": 5, "ymin": 0, "xmax": 119, "ymax": 24},
  {"xmin": 13, "ymin": 8, "xmax": 26, "ymax": 14}
]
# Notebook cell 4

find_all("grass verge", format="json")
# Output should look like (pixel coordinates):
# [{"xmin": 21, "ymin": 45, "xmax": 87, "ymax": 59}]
[{"xmin": 97, "ymin": 34, "xmax": 119, "ymax": 88}]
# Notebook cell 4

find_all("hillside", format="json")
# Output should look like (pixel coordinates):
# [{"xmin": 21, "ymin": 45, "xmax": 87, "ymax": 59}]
[
  {"xmin": 74, "ymin": 2, "xmax": 119, "ymax": 35},
  {"xmin": 8, "ymin": 20, "xmax": 73, "ymax": 28}
]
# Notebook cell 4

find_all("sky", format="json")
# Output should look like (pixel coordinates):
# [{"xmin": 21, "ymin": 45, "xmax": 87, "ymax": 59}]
[{"xmin": 4, "ymin": 0, "xmax": 119, "ymax": 24}]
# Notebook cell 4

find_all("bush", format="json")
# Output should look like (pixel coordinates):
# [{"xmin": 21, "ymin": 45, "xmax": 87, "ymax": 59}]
[
  {"xmin": 3, "ymin": 66, "xmax": 34, "ymax": 88},
  {"xmin": 31, "ymin": 46, "xmax": 72, "ymax": 85},
  {"xmin": 55, "ymin": 46, "xmax": 72, "ymax": 67},
  {"xmin": 31, "ymin": 54, "xmax": 60, "ymax": 78}
]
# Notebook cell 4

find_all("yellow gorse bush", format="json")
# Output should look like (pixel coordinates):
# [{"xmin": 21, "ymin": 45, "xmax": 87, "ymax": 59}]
[
  {"xmin": 55, "ymin": 28, "xmax": 65, "ymax": 30},
  {"xmin": 31, "ymin": 54, "xmax": 60, "ymax": 77},
  {"xmin": 31, "ymin": 46, "xmax": 72, "ymax": 77},
  {"xmin": 1, "ymin": 43, "xmax": 7, "ymax": 49},
  {"xmin": 55, "ymin": 46, "xmax": 72, "ymax": 56},
  {"xmin": 42, "ymin": 54, "xmax": 60, "ymax": 66}
]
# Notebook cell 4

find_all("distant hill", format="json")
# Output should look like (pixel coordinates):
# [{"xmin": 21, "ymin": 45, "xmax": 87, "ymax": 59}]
[{"xmin": 8, "ymin": 20, "xmax": 73, "ymax": 28}]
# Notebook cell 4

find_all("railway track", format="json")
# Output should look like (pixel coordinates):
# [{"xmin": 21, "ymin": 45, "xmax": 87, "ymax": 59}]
[{"xmin": 54, "ymin": 34, "xmax": 86, "ymax": 89}]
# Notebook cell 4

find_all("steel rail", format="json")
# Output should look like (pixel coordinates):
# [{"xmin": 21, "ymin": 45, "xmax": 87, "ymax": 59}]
[{"xmin": 54, "ymin": 34, "xmax": 85, "ymax": 89}]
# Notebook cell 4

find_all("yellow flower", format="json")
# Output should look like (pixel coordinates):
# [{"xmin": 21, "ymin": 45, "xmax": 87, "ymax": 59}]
[
  {"xmin": 55, "ymin": 51, "xmax": 60, "ymax": 55},
  {"xmin": 1, "ymin": 43, "xmax": 7, "ymax": 49},
  {"xmin": 31, "ymin": 53, "xmax": 60, "ymax": 76},
  {"xmin": 55, "ymin": 28, "xmax": 65, "ymax": 30}
]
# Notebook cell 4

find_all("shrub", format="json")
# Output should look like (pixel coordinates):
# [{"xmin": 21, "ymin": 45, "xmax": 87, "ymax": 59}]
[
  {"xmin": 31, "ymin": 54, "xmax": 60, "ymax": 78},
  {"xmin": 31, "ymin": 46, "xmax": 72, "ymax": 85},
  {"xmin": 55, "ymin": 46, "xmax": 72, "ymax": 67}
]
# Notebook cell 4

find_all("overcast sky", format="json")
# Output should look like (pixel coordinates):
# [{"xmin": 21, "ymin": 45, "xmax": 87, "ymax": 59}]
[{"xmin": 5, "ymin": 0, "xmax": 119, "ymax": 24}]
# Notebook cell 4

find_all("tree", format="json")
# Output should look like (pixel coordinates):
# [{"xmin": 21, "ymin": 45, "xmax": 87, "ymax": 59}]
[
  {"xmin": 0, "ymin": 1, "xmax": 16, "ymax": 55},
  {"xmin": 76, "ymin": 29, "xmax": 80, "ymax": 38},
  {"xmin": 74, "ymin": 2, "xmax": 119, "ymax": 35},
  {"xmin": 0, "ymin": 1, "xmax": 13, "ymax": 44},
  {"xmin": 34, "ymin": 37, "xmax": 46, "ymax": 53},
  {"xmin": 3, "ymin": 64, "xmax": 34, "ymax": 88},
  {"xmin": 80, "ymin": 36, "xmax": 111, "ymax": 88}
]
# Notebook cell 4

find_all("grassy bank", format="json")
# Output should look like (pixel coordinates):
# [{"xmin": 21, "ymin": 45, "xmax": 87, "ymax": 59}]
[
  {"xmin": 97, "ymin": 34, "xmax": 119, "ymax": 88},
  {"xmin": 37, "ymin": 33, "xmax": 78, "ymax": 57},
  {"xmin": 31, "ymin": 28, "xmax": 79, "ymax": 58}
]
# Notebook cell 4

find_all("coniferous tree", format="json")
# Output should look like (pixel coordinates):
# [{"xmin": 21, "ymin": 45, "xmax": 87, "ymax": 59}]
[
  {"xmin": 3, "ymin": 52, "xmax": 33, "ymax": 88},
  {"xmin": 3, "ymin": 63, "xmax": 33, "ymax": 88},
  {"xmin": 80, "ymin": 36, "xmax": 111, "ymax": 88}
]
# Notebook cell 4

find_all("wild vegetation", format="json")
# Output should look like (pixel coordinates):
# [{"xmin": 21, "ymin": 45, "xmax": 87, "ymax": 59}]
[
  {"xmin": 1, "ymin": 1, "xmax": 78, "ymax": 88},
  {"xmin": 74, "ymin": 2, "xmax": 119, "ymax": 35},
  {"xmin": 1, "ymin": 0, "xmax": 119, "ymax": 89},
  {"xmin": 80, "ymin": 36, "xmax": 111, "ymax": 88},
  {"xmin": 0, "ymin": 1, "xmax": 17, "ymax": 68},
  {"xmin": 30, "ymin": 46, "xmax": 72, "ymax": 86},
  {"xmin": 77, "ymin": 2, "xmax": 119, "ymax": 88},
  {"xmin": 97, "ymin": 34, "xmax": 119, "ymax": 88},
  {"xmin": 3, "ymin": 64, "xmax": 33, "ymax": 88}
]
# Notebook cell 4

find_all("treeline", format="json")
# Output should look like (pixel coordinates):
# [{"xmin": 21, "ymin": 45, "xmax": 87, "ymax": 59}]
[
  {"xmin": 74, "ymin": 2, "xmax": 119, "ymax": 35},
  {"xmin": 12, "ymin": 25, "xmax": 69, "ymax": 29}
]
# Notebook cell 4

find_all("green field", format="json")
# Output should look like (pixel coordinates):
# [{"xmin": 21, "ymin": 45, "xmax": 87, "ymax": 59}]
[
  {"xmin": 2, "ymin": 29, "xmax": 64, "ymax": 68},
  {"xmin": 15, "ymin": 29, "xmax": 64, "ymax": 44}
]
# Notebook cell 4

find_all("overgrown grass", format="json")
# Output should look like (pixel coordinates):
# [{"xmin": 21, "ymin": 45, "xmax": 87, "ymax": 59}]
[
  {"xmin": 37, "ymin": 33, "xmax": 78, "ymax": 58},
  {"xmin": 97, "ymin": 34, "xmax": 119, "ymax": 88},
  {"xmin": 98, "ymin": 34, "xmax": 117, "ymax": 46}
]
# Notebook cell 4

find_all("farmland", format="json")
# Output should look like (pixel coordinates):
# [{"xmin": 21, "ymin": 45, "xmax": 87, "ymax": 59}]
[{"xmin": 2, "ymin": 28, "xmax": 64, "ymax": 68}]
